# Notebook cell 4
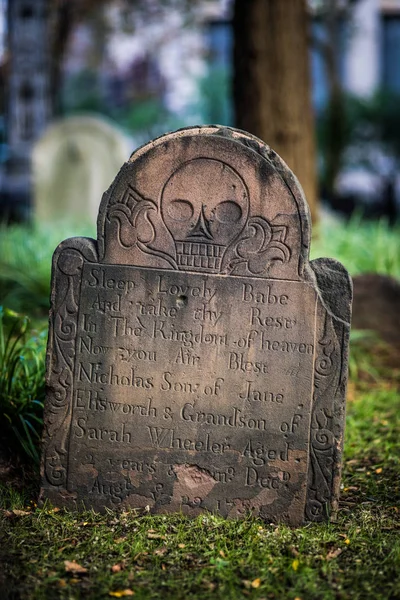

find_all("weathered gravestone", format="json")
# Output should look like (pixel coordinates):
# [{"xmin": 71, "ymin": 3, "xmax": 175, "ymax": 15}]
[
  {"xmin": 40, "ymin": 126, "xmax": 352, "ymax": 525},
  {"xmin": 33, "ymin": 115, "xmax": 131, "ymax": 223}
]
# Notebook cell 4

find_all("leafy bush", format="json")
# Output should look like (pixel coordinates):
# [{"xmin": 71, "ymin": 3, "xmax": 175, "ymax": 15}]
[
  {"xmin": 0, "ymin": 307, "xmax": 46, "ymax": 464},
  {"xmin": 61, "ymin": 69, "xmax": 104, "ymax": 115},
  {"xmin": 196, "ymin": 64, "xmax": 232, "ymax": 126}
]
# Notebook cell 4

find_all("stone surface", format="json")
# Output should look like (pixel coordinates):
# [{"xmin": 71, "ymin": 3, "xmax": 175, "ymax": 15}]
[
  {"xmin": 40, "ymin": 126, "xmax": 352, "ymax": 525},
  {"xmin": 33, "ymin": 115, "xmax": 131, "ymax": 223}
]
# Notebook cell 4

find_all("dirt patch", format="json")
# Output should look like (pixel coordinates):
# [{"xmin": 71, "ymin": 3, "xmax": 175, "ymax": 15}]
[
  {"xmin": 352, "ymin": 274, "xmax": 400, "ymax": 366},
  {"xmin": 0, "ymin": 437, "xmax": 38, "ymax": 494}
]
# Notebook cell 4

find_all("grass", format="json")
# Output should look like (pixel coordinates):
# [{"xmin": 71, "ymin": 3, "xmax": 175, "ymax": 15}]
[
  {"xmin": 0, "ymin": 373, "xmax": 399, "ymax": 600},
  {"xmin": 0, "ymin": 214, "xmax": 399, "ymax": 598},
  {"xmin": 310, "ymin": 213, "xmax": 400, "ymax": 279},
  {"xmin": 0, "ymin": 307, "xmax": 46, "ymax": 464},
  {"xmin": 0, "ymin": 222, "xmax": 95, "ymax": 317}
]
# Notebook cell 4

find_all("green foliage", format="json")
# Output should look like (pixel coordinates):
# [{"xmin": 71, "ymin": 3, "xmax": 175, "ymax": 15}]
[
  {"xmin": 0, "ymin": 225, "xmax": 52, "ymax": 317},
  {"xmin": 311, "ymin": 213, "xmax": 400, "ymax": 279},
  {"xmin": 348, "ymin": 329, "xmax": 381, "ymax": 382},
  {"xmin": 62, "ymin": 69, "xmax": 104, "ymax": 114},
  {"xmin": 116, "ymin": 98, "xmax": 171, "ymax": 139},
  {"xmin": 317, "ymin": 92, "xmax": 352, "ymax": 195},
  {"xmin": 0, "ymin": 307, "xmax": 46, "ymax": 464},
  {"xmin": 349, "ymin": 90, "xmax": 400, "ymax": 162},
  {"xmin": 0, "ymin": 222, "xmax": 95, "ymax": 318},
  {"xmin": 195, "ymin": 65, "xmax": 232, "ymax": 126},
  {"xmin": 61, "ymin": 68, "xmax": 175, "ymax": 142},
  {"xmin": 345, "ymin": 385, "xmax": 400, "ymax": 472}
]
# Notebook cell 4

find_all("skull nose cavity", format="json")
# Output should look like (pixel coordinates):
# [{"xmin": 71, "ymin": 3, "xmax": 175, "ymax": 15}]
[{"xmin": 188, "ymin": 204, "xmax": 213, "ymax": 241}]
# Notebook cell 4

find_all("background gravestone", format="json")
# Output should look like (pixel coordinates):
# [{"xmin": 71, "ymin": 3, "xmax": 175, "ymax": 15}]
[
  {"xmin": 33, "ymin": 115, "xmax": 131, "ymax": 223},
  {"xmin": 40, "ymin": 126, "xmax": 352, "ymax": 525}
]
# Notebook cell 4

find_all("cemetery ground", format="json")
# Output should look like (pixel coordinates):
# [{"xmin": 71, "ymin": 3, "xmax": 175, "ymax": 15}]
[{"xmin": 0, "ymin": 216, "xmax": 399, "ymax": 600}]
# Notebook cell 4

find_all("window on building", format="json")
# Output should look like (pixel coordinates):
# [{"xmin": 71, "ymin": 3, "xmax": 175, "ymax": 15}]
[
  {"xmin": 381, "ymin": 15, "xmax": 400, "ymax": 93},
  {"xmin": 311, "ymin": 16, "xmax": 348, "ymax": 114},
  {"xmin": 20, "ymin": 5, "xmax": 34, "ymax": 20}
]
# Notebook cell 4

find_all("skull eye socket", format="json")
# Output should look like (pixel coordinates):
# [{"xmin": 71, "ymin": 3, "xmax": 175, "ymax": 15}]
[
  {"xmin": 213, "ymin": 201, "xmax": 242, "ymax": 224},
  {"xmin": 167, "ymin": 199, "xmax": 194, "ymax": 222}
]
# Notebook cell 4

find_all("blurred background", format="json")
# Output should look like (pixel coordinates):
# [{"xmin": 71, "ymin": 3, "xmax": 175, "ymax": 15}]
[{"xmin": 0, "ymin": 0, "xmax": 400, "ymax": 224}]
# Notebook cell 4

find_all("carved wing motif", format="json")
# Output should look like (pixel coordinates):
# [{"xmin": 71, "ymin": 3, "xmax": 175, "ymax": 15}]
[
  {"xmin": 108, "ymin": 186, "xmax": 178, "ymax": 269},
  {"xmin": 220, "ymin": 217, "xmax": 291, "ymax": 276}
]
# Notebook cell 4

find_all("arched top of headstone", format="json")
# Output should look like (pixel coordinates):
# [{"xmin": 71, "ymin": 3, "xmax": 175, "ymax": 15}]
[
  {"xmin": 97, "ymin": 126, "xmax": 311, "ymax": 281},
  {"xmin": 34, "ymin": 114, "xmax": 130, "ymax": 148}
]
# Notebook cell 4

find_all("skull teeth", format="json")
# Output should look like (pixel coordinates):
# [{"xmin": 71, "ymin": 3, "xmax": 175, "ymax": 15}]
[{"xmin": 175, "ymin": 241, "xmax": 224, "ymax": 271}]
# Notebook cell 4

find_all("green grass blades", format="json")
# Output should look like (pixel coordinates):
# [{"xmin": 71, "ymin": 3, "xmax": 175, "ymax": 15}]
[
  {"xmin": 0, "ymin": 307, "xmax": 46, "ymax": 464},
  {"xmin": 348, "ymin": 329, "xmax": 382, "ymax": 382},
  {"xmin": 311, "ymin": 213, "xmax": 400, "ymax": 279},
  {"xmin": 0, "ymin": 222, "xmax": 95, "ymax": 317},
  {"xmin": 0, "ymin": 380, "xmax": 399, "ymax": 600}
]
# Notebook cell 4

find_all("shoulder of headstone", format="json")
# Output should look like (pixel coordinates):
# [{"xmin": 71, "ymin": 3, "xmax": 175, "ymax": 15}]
[
  {"xmin": 50, "ymin": 237, "xmax": 98, "ymax": 291},
  {"xmin": 309, "ymin": 257, "xmax": 353, "ymax": 325},
  {"xmin": 52, "ymin": 236, "xmax": 98, "ymax": 263}
]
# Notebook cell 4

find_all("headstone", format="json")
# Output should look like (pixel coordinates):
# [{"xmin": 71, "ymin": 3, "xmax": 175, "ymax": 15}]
[
  {"xmin": 40, "ymin": 126, "xmax": 352, "ymax": 525},
  {"xmin": 33, "ymin": 115, "xmax": 131, "ymax": 223}
]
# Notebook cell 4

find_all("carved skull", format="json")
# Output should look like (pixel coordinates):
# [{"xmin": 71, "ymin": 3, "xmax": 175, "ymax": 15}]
[{"xmin": 161, "ymin": 158, "xmax": 249, "ymax": 247}]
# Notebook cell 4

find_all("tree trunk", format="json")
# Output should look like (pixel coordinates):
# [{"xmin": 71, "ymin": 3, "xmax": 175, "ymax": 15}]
[
  {"xmin": 323, "ymin": 0, "xmax": 346, "ymax": 202},
  {"xmin": 48, "ymin": 0, "xmax": 108, "ymax": 115},
  {"xmin": 233, "ymin": 0, "xmax": 318, "ymax": 222}
]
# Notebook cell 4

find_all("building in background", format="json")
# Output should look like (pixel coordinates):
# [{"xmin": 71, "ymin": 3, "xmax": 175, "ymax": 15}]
[
  {"xmin": 0, "ymin": 0, "xmax": 50, "ymax": 220},
  {"xmin": 316, "ymin": 0, "xmax": 400, "ymax": 215},
  {"xmin": 311, "ymin": 0, "xmax": 400, "ymax": 110},
  {"xmin": 60, "ymin": 0, "xmax": 232, "ymax": 142},
  {"xmin": 1, "ymin": 0, "xmax": 400, "ymax": 220}
]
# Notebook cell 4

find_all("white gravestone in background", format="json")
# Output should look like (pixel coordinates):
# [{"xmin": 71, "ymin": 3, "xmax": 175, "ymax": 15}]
[{"xmin": 33, "ymin": 115, "xmax": 131, "ymax": 223}]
